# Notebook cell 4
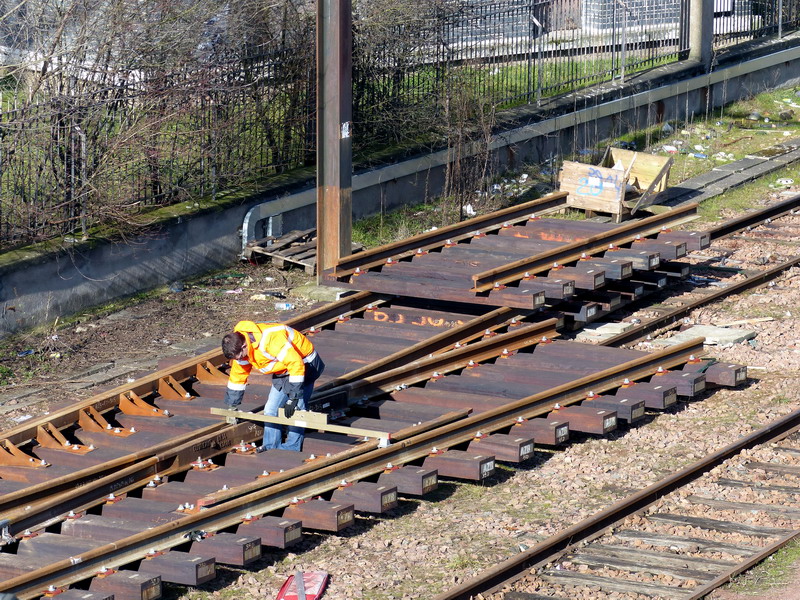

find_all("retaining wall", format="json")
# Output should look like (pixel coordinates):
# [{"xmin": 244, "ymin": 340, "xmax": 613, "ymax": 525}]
[{"xmin": 3, "ymin": 37, "xmax": 800, "ymax": 337}]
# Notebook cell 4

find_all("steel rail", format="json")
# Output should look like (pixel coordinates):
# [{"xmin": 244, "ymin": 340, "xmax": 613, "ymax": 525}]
[
  {"xmin": 0, "ymin": 291, "xmax": 387, "ymax": 450},
  {"xmin": 328, "ymin": 193, "xmax": 569, "ymax": 278},
  {"xmin": 310, "ymin": 318, "xmax": 560, "ymax": 405},
  {"xmin": 5, "ymin": 309, "xmax": 546, "ymax": 526},
  {"xmin": 0, "ymin": 291, "xmax": 391, "ymax": 531},
  {"xmin": 470, "ymin": 203, "xmax": 700, "ymax": 291},
  {"xmin": 0, "ymin": 339, "xmax": 702, "ymax": 598},
  {"xmin": 435, "ymin": 406, "xmax": 800, "ymax": 600},
  {"xmin": 0, "ymin": 422, "xmax": 235, "ymax": 525},
  {"xmin": 602, "ymin": 255, "xmax": 800, "ymax": 347},
  {"xmin": 707, "ymin": 192, "xmax": 800, "ymax": 240},
  {"xmin": 312, "ymin": 305, "xmax": 534, "ymax": 393},
  {"xmin": 1, "ymin": 422, "xmax": 266, "ymax": 536},
  {"xmin": 0, "ymin": 305, "xmax": 541, "ymax": 539}
]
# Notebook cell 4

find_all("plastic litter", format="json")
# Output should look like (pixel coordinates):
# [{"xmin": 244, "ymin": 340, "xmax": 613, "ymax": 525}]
[
  {"xmin": 777, "ymin": 178, "xmax": 794, "ymax": 186},
  {"xmin": 16, "ymin": 349, "xmax": 34, "ymax": 357},
  {"xmin": 275, "ymin": 571, "xmax": 329, "ymax": 600},
  {"xmin": 662, "ymin": 145, "xmax": 678, "ymax": 154},
  {"xmin": 275, "ymin": 302, "xmax": 295, "ymax": 311}
]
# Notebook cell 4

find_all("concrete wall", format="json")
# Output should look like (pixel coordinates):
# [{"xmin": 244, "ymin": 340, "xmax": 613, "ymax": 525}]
[{"xmin": 3, "ymin": 37, "xmax": 800, "ymax": 338}]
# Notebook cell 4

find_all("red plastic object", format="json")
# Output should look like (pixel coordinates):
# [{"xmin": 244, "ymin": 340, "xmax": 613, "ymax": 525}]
[{"xmin": 275, "ymin": 571, "xmax": 329, "ymax": 600}]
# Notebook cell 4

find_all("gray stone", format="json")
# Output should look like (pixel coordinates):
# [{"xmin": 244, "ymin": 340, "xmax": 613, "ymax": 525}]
[
  {"xmin": 650, "ymin": 325, "xmax": 756, "ymax": 347},
  {"xmin": 292, "ymin": 283, "xmax": 351, "ymax": 302},
  {"xmin": 711, "ymin": 157, "xmax": 767, "ymax": 173},
  {"xmin": 575, "ymin": 322, "xmax": 636, "ymax": 342}
]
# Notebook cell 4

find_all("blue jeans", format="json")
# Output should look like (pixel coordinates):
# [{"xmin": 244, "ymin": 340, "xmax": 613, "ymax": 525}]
[{"xmin": 262, "ymin": 354, "xmax": 324, "ymax": 451}]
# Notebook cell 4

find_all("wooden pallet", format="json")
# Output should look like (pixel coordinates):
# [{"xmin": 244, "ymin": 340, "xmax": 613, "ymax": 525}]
[{"xmin": 245, "ymin": 228, "xmax": 363, "ymax": 275}]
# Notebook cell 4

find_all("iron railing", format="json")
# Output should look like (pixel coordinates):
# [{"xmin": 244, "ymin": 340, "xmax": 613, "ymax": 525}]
[{"xmin": 0, "ymin": 0, "xmax": 796, "ymax": 248}]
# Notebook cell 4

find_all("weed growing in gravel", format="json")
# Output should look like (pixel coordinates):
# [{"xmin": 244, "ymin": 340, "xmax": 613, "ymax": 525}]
[
  {"xmin": 452, "ymin": 481, "xmax": 490, "ymax": 501},
  {"xmin": 353, "ymin": 202, "xmax": 446, "ymax": 247},
  {"xmin": 445, "ymin": 553, "xmax": 483, "ymax": 570},
  {"xmin": 772, "ymin": 395, "xmax": 793, "ymax": 404},
  {"xmin": 726, "ymin": 539, "xmax": 800, "ymax": 594},
  {"xmin": 0, "ymin": 365, "xmax": 13, "ymax": 385}
]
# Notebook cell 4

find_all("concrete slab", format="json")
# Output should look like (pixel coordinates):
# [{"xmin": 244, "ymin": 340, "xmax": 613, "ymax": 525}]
[
  {"xmin": 650, "ymin": 325, "xmax": 756, "ymax": 347},
  {"xmin": 575, "ymin": 321, "xmax": 637, "ymax": 342},
  {"xmin": 770, "ymin": 147, "xmax": 800, "ymax": 165},
  {"xmin": 292, "ymin": 283, "xmax": 351, "ymax": 303},
  {"xmin": 712, "ymin": 157, "xmax": 767, "ymax": 173}
]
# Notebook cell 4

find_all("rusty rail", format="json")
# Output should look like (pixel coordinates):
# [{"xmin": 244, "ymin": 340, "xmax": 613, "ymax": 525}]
[
  {"xmin": 707, "ymin": 192, "xmax": 800, "ymax": 240},
  {"xmin": 435, "ymin": 407, "xmax": 800, "ymax": 600},
  {"xmin": 329, "ymin": 193, "xmax": 569, "ymax": 278},
  {"xmin": 0, "ymin": 339, "xmax": 702, "ymax": 598},
  {"xmin": 470, "ymin": 202, "xmax": 699, "ymax": 291},
  {"xmin": 313, "ymin": 305, "xmax": 533, "ymax": 393},
  {"xmin": 311, "ymin": 318, "xmax": 560, "ymax": 405}
]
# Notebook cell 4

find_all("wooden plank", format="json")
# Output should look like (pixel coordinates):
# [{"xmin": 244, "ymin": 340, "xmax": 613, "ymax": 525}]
[
  {"xmin": 580, "ymin": 543, "xmax": 736, "ymax": 570},
  {"xmin": 210, "ymin": 408, "xmax": 392, "ymax": 440},
  {"xmin": 687, "ymin": 494, "xmax": 800, "ymax": 519},
  {"xmin": 630, "ymin": 156, "xmax": 674, "ymax": 214},
  {"xmin": 647, "ymin": 513, "xmax": 792, "ymax": 537},
  {"xmin": 540, "ymin": 569, "xmax": 693, "ymax": 597},
  {"xmin": 261, "ymin": 228, "xmax": 315, "ymax": 252},
  {"xmin": 566, "ymin": 552, "xmax": 718, "ymax": 581},
  {"xmin": 613, "ymin": 529, "xmax": 758, "ymax": 556},
  {"xmin": 560, "ymin": 161, "xmax": 624, "ymax": 214},
  {"xmin": 603, "ymin": 148, "xmax": 670, "ymax": 191},
  {"xmin": 745, "ymin": 461, "xmax": 800, "ymax": 475},
  {"xmin": 715, "ymin": 478, "xmax": 800, "ymax": 494}
]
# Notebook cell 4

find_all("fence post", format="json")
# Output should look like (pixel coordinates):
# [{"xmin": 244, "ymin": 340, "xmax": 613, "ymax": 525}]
[{"xmin": 689, "ymin": 0, "xmax": 714, "ymax": 71}]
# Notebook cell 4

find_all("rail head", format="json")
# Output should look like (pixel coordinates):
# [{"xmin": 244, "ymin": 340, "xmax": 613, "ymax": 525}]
[
  {"xmin": 433, "ymin": 405, "xmax": 800, "ymax": 600},
  {"xmin": 328, "ymin": 193, "xmax": 569, "ymax": 278},
  {"xmin": 470, "ymin": 203, "xmax": 699, "ymax": 292},
  {"xmin": 0, "ymin": 339, "xmax": 705, "ymax": 598}
]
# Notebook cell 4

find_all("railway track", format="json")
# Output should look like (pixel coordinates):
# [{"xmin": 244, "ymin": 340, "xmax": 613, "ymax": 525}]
[
  {"xmin": 437, "ymin": 407, "xmax": 800, "ymax": 600},
  {"xmin": 0, "ymin": 192, "xmax": 798, "ymax": 599}
]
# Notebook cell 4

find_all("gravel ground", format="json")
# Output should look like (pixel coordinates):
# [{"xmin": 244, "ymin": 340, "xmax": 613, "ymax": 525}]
[{"xmin": 2, "ymin": 213, "xmax": 800, "ymax": 599}]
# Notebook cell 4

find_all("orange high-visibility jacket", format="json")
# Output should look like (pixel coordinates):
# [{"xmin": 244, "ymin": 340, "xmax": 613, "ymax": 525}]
[{"xmin": 226, "ymin": 321, "xmax": 317, "ymax": 393}]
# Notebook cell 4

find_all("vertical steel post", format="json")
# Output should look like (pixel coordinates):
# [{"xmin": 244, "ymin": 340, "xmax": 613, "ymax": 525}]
[{"xmin": 316, "ymin": 0, "xmax": 353, "ymax": 279}]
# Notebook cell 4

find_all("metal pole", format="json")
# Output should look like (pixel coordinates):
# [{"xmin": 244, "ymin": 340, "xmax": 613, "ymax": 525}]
[
  {"xmin": 531, "ymin": 15, "xmax": 543, "ymax": 105},
  {"xmin": 619, "ymin": 0, "xmax": 628, "ymax": 82},
  {"xmin": 316, "ymin": 0, "xmax": 353, "ymax": 279}
]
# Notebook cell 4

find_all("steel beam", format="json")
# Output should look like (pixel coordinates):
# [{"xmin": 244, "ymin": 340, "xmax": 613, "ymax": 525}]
[{"xmin": 316, "ymin": 0, "xmax": 353, "ymax": 276}]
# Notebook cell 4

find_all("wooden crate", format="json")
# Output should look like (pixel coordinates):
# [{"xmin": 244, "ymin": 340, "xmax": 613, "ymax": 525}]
[{"xmin": 558, "ymin": 148, "xmax": 672, "ymax": 221}]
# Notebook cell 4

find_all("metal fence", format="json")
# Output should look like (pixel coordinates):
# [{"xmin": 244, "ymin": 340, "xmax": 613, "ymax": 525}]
[
  {"xmin": 0, "ymin": 0, "xmax": 795, "ymax": 249},
  {"xmin": 713, "ymin": 0, "xmax": 800, "ymax": 47}
]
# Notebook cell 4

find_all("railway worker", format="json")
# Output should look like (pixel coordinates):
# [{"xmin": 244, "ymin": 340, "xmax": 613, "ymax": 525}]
[{"xmin": 221, "ymin": 320, "xmax": 324, "ymax": 452}]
